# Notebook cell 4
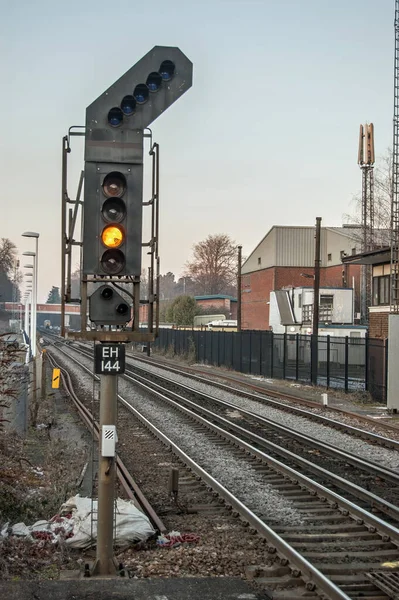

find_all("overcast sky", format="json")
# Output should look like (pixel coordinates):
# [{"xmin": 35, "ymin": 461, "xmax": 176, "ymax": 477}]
[{"xmin": 1, "ymin": 0, "xmax": 394, "ymax": 301}]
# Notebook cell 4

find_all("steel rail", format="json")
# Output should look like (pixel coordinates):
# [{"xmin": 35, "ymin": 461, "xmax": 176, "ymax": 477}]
[
  {"xmin": 123, "ymin": 368, "xmax": 399, "ymax": 532},
  {"xmin": 115, "ymin": 391, "xmax": 351, "ymax": 600},
  {"xmin": 47, "ymin": 341, "xmax": 399, "ymax": 599},
  {"xmin": 46, "ymin": 351, "xmax": 166, "ymax": 533},
  {"xmin": 130, "ymin": 353, "xmax": 399, "ymax": 447},
  {"xmin": 125, "ymin": 362, "xmax": 399, "ymax": 485},
  {"xmin": 49, "ymin": 341, "xmax": 399, "ymax": 522}
]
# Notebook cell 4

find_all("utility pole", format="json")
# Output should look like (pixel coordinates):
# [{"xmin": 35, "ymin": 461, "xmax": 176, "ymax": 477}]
[
  {"xmin": 311, "ymin": 217, "xmax": 321, "ymax": 385},
  {"xmin": 237, "ymin": 245, "xmax": 242, "ymax": 332}
]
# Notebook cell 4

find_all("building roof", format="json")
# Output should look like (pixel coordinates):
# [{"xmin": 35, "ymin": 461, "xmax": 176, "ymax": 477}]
[
  {"xmin": 194, "ymin": 295, "xmax": 237, "ymax": 302},
  {"xmin": 242, "ymin": 225, "xmax": 364, "ymax": 274},
  {"xmin": 342, "ymin": 246, "xmax": 391, "ymax": 265}
]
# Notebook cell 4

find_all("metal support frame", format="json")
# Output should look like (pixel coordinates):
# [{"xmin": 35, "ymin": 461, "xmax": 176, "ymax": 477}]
[
  {"xmin": 60, "ymin": 129, "xmax": 161, "ymax": 344},
  {"xmin": 61, "ymin": 127, "xmax": 85, "ymax": 337},
  {"xmin": 392, "ymin": 4, "xmax": 399, "ymax": 312},
  {"xmin": 144, "ymin": 141, "xmax": 160, "ymax": 349}
]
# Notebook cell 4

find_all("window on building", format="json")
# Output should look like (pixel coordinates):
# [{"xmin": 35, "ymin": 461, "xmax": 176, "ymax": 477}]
[
  {"xmin": 352, "ymin": 248, "xmax": 356, "ymax": 255},
  {"xmin": 350, "ymin": 331, "xmax": 362, "ymax": 345},
  {"xmin": 327, "ymin": 253, "xmax": 332, "ymax": 261},
  {"xmin": 298, "ymin": 293, "xmax": 302, "ymax": 308},
  {"xmin": 372, "ymin": 275, "xmax": 390, "ymax": 306},
  {"xmin": 320, "ymin": 295, "xmax": 333, "ymax": 323},
  {"xmin": 257, "ymin": 257, "xmax": 261, "ymax": 266},
  {"xmin": 302, "ymin": 304, "xmax": 312, "ymax": 323},
  {"xmin": 340, "ymin": 250, "xmax": 347, "ymax": 259}
]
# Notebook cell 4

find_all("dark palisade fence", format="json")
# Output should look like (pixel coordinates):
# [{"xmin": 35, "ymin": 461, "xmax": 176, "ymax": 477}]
[{"xmin": 153, "ymin": 330, "xmax": 388, "ymax": 402}]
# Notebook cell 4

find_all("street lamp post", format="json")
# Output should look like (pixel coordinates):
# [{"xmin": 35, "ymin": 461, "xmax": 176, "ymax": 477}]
[
  {"xmin": 23, "ymin": 292, "xmax": 31, "ymax": 360},
  {"xmin": 23, "ymin": 257, "xmax": 36, "ymax": 356},
  {"xmin": 22, "ymin": 249, "xmax": 37, "ymax": 357},
  {"xmin": 25, "ymin": 271, "xmax": 34, "ymax": 352},
  {"xmin": 22, "ymin": 232, "xmax": 39, "ymax": 357}
]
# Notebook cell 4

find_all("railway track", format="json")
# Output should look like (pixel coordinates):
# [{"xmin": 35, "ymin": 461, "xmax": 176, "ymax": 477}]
[
  {"xmin": 45, "ymin": 337, "xmax": 399, "ymax": 599},
  {"xmin": 45, "ymin": 351, "xmax": 166, "ymax": 534},
  {"xmin": 60, "ymin": 339, "xmax": 399, "ymax": 519},
  {"xmin": 129, "ymin": 352, "xmax": 399, "ymax": 443}
]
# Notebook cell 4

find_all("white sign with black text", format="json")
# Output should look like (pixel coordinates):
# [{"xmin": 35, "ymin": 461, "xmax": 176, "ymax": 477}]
[{"xmin": 95, "ymin": 344, "xmax": 125, "ymax": 375}]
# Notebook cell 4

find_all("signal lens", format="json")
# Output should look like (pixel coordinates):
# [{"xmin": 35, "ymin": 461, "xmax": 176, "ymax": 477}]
[
  {"xmin": 101, "ymin": 249, "xmax": 125, "ymax": 275},
  {"xmin": 116, "ymin": 303, "xmax": 129, "ymax": 315},
  {"xmin": 133, "ymin": 84, "xmax": 149, "ymax": 104},
  {"xmin": 101, "ymin": 287, "xmax": 113, "ymax": 300},
  {"xmin": 121, "ymin": 95, "xmax": 136, "ymax": 116},
  {"xmin": 146, "ymin": 72, "xmax": 162, "ymax": 92},
  {"xmin": 101, "ymin": 225, "xmax": 124, "ymax": 248},
  {"xmin": 102, "ymin": 198, "xmax": 126, "ymax": 223},
  {"xmin": 159, "ymin": 60, "xmax": 175, "ymax": 81},
  {"xmin": 102, "ymin": 172, "xmax": 126, "ymax": 197},
  {"xmin": 108, "ymin": 107, "xmax": 123, "ymax": 127}
]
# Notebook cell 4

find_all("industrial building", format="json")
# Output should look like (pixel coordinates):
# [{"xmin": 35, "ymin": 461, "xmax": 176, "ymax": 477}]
[
  {"xmin": 342, "ymin": 246, "xmax": 391, "ymax": 338},
  {"xmin": 241, "ymin": 225, "xmax": 362, "ymax": 330}
]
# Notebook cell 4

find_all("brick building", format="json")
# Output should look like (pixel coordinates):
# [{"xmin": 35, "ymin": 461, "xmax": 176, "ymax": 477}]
[
  {"xmin": 139, "ymin": 294, "xmax": 237, "ymax": 326},
  {"xmin": 342, "ymin": 246, "xmax": 391, "ymax": 339},
  {"xmin": 241, "ymin": 225, "xmax": 362, "ymax": 330},
  {"xmin": 194, "ymin": 295, "xmax": 237, "ymax": 319}
]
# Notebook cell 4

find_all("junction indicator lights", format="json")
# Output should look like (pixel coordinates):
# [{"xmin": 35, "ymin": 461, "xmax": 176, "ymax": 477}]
[{"xmin": 80, "ymin": 46, "xmax": 192, "ymax": 328}]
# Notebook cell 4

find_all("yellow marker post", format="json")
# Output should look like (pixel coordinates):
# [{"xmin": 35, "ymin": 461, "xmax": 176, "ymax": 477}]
[{"xmin": 52, "ymin": 368, "xmax": 60, "ymax": 389}]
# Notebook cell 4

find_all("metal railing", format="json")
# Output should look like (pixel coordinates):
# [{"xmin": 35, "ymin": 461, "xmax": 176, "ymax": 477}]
[{"xmin": 153, "ymin": 330, "xmax": 388, "ymax": 402}]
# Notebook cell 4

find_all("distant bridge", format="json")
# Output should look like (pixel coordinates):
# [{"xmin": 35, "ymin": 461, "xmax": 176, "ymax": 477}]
[{"xmin": 2, "ymin": 303, "xmax": 81, "ymax": 328}]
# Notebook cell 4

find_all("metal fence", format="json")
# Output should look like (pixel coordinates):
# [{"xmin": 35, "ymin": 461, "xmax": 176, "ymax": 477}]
[{"xmin": 153, "ymin": 329, "xmax": 388, "ymax": 402}]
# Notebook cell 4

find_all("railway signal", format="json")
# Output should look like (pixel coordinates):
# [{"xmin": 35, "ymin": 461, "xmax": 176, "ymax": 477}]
[
  {"xmin": 71, "ymin": 46, "xmax": 193, "ymax": 579},
  {"xmin": 82, "ymin": 46, "xmax": 193, "ymax": 284}
]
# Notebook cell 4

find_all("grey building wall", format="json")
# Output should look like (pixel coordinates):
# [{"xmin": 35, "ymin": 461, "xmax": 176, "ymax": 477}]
[{"xmin": 242, "ymin": 225, "xmax": 362, "ymax": 274}]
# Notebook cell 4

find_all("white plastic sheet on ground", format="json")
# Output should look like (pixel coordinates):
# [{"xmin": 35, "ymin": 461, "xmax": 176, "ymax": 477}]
[{"xmin": 1, "ymin": 495, "xmax": 155, "ymax": 549}]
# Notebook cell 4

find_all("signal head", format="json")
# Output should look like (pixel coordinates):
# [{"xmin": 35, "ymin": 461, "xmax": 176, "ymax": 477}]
[
  {"xmin": 107, "ymin": 107, "xmax": 123, "ymax": 127},
  {"xmin": 101, "ymin": 225, "xmax": 124, "ymax": 249},
  {"xmin": 133, "ymin": 84, "xmax": 149, "ymax": 104},
  {"xmin": 100, "ymin": 249, "xmax": 126, "ymax": 275},
  {"xmin": 159, "ymin": 60, "xmax": 175, "ymax": 81},
  {"xmin": 121, "ymin": 95, "xmax": 136, "ymax": 116},
  {"xmin": 102, "ymin": 172, "xmax": 126, "ymax": 197},
  {"xmin": 146, "ymin": 72, "xmax": 162, "ymax": 92}
]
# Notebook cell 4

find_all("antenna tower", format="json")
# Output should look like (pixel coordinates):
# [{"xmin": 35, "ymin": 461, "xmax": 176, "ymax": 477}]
[
  {"xmin": 358, "ymin": 123, "xmax": 375, "ymax": 323},
  {"xmin": 391, "ymin": 0, "xmax": 399, "ymax": 312}
]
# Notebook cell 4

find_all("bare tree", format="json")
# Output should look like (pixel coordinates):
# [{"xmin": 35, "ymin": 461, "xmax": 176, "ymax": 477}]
[
  {"xmin": 185, "ymin": 234, "xmax": 237, "ymax": 295},
  {"xmin": 343, "ymin": 151, "xmax": 392, "ymax": 247},
  {"xmin": 0, "ymin": 239, "xmax": 17, "ymax": 274}
]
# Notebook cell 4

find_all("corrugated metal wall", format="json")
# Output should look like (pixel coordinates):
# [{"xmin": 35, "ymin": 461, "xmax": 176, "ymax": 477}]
[{"xmin": 276, "ymin": 227, "xmax": 324, "ymax": 266}]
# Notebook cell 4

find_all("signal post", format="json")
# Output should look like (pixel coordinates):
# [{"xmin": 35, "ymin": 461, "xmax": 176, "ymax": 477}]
[{"xmin": 63, "ymin": 47, "xmax": 193, "ymax": 575}]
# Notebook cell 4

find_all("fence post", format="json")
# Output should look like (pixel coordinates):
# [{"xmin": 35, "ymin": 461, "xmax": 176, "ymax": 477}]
[
  {"xmin": 311, "ymin": 334, "xmax": 318, "ymax": 386},
  {"xmin": 259, "ymin": 331, "xmax": 263, "ymax": 376},
  {"xmin": 239, "ymin": 331, "xmax": 243, "ymax": 373},
  {"xmin": 344, "ymin": 336, "xmax": 349, "ymax": 393},
  {"xmin": 282, "ymin": 333, "xmax": 286, "ymax": 379},
  {"xmin": 270, "ymin": 331, "xmax": 274, "ymax": 378},
  {"xmin": 364, "ymin": 334, "xmax": 369, "ymax": 392},
  {"xmin": 326, "ymin": 335, "xmax": 330, "ymax": 389},
  {"xmin": 295, "ymin": 335, "xmax": 299, "ymax": 381},
  {"xmin": 249, "ymin": 330, "xmax": 252, "ymax": 374},
  {"xmin": 385, "ymin": 337, "xmax": 389, "ymax": 403}
]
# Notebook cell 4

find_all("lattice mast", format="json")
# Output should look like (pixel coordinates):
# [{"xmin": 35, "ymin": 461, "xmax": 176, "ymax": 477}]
[
  {"xmin": 358, "ymin": 123, "xmax": 375, "ymax": 323},
  {"xmin": 358, "ymin": 123, "xmax": 375, "ymax": 250},
  {"xmin": 391, "ymin": 0, "xmax": 399, "ymax": 312}
]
